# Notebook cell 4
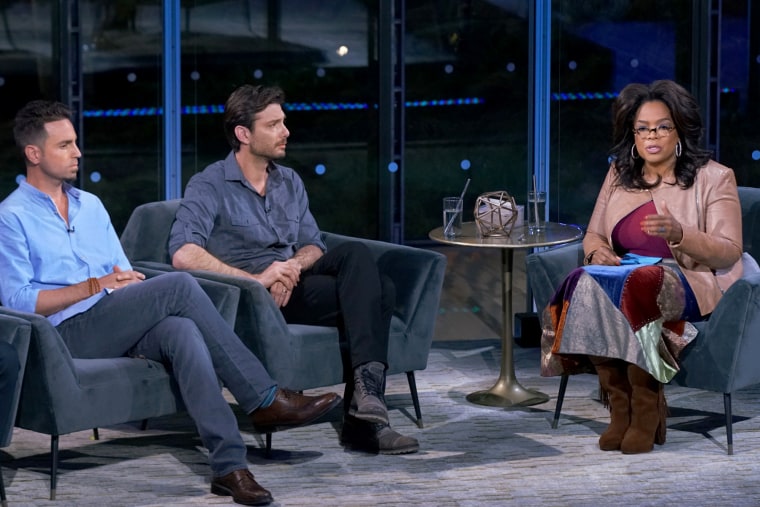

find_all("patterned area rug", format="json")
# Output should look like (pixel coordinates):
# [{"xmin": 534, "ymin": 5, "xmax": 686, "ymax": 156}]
[{"xmin": 3, "ymin": 340, "xmax": 760, "ymax": 506}]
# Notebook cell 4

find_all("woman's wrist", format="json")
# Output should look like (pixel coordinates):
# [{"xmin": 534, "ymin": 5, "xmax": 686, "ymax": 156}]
[{"xmin": 668, "ymin": 226, "xmax": 684, "ymax": 247}]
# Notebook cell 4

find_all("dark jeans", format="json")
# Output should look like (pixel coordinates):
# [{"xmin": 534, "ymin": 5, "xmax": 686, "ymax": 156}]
[
  {"xmin": 281, "ymin": 241, "xmax": 395, "ymax": 370},
  {"xmin": 56, "ymin": 272, "xmax": 276, "ymax": 477}
]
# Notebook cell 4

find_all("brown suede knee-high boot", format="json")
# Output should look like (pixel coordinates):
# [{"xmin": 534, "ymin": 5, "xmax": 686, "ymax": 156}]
[
  {"xmin": 592, "ymin": 359, "xmax": 631, "ymax": 451},
  {"xmin": 620, "ymin": 363, "xmax": 667, "ymax": 454}
]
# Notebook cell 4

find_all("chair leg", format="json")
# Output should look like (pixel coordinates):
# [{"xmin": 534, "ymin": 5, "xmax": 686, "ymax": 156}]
[
  {"xmin": 406, "ymin": 371, "xmax": 423, "ymax": 428},
  {"xmin": 50, "ymin": 435, "xmax": 59, "ymax": 501},
  {"xmin": 1, "ymin": 463, "xmax": 6, "ymax": 507},
  {"xmin": 141, "ymin": 419, "xmax": 149, "ymax": 431},
  {"xmin": 724, "ymin": 393, "xmax": 733, "ymax": 456},
  {"xmin": 92, "ymin": 428, "xmax": 99, "ymax": 441},
  {"xmin": 552, "ymin": 374, "xmax": 569, "ymax": 429},
  {"xmin": 265, "ymin": 432, "xmax": 272, "ymax": 458}
]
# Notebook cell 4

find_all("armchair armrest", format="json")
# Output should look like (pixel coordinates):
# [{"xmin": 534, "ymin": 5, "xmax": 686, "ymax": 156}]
[
  {"xmin": 0, "ymin": 314, "xmax": 31, "ymax": 446},
  {"xmin": 0, "ymin": 314, "xmax": 31, "ymax": 366},
  {"xmin": 322, "ymin": 232, "xmax": 447, "ymax": 335},
  {"xmin": 526, "ymin": 242, "xmax": 584, "ymax": 318},
  {"xmin": 0, "ymin": 306, "xmax": 84, "ymax": 433},
  {"xmin": 673, "ymin": 273, "xmax": 760, "ymax": 392}
]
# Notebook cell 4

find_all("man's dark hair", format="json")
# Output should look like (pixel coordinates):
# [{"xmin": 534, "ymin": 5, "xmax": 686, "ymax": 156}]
[
  {"xmin": 223, "ymin": 85, "xmax": 286, "ymax": 151},
  {"xmin": 13, "ymin": 100, "xmax": 73, "ymax": 158}
]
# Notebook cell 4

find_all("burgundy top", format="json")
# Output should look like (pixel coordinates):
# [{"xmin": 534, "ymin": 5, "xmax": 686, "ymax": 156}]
[{"xmin": 611, "ymin": 200, "xmax": 673, "ymax": 258}]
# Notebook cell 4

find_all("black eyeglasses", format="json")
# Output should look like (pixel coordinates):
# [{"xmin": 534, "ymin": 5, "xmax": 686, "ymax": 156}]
[{"xmin": 633, "ymin": 125, "xmax": 676, "ymax": 138}]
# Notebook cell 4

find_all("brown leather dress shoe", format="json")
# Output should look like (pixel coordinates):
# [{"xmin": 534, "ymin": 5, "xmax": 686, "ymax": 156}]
[
  {"xmin": 210, "ymin": 469, "xmax": 273, "ymax": 506},
  {"xmin": 250, "ymin": 388, "xmax": 341, "ymax": 432}
]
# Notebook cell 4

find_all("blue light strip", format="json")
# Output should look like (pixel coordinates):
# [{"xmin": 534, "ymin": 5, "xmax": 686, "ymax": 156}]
[
  {"xmin": 551, "ymin": 88, "xmax": 737, "ymax": 101},
  {"xmin": 79, "ymin": 89, "xmax": 738, "ymax": 118},
  {"xmin": 286, "ymin": 102, "xmax": 369, "ymax": 111},
  {"xmin": 551, "ymin": 91, "xmax": 619, "ymax": 101},
  {"xmin": 81, "ymin": 97, "xmax": 484, "ymax": 118}
]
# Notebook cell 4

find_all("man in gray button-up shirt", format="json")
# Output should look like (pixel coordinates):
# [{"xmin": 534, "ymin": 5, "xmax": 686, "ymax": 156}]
[{"xmin": 169, "ymin": 84, "xmax": 418, "ymax": 455}]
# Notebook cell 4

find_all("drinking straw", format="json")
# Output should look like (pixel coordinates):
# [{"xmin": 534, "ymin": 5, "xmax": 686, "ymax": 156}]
[{"xmin": 444, "ymin": 178, "xmax": 471, "ymax": 236}]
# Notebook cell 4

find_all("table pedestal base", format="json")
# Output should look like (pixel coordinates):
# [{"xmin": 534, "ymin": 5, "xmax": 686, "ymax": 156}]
[{"xmin": 466, "ymin": 378, "xmax": 549, "ymax": 407}]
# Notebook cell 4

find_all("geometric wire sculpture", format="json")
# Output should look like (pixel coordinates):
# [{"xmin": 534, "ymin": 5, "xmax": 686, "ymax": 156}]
[{"xmin": 474, "ymin": 190, "xmax": 519, "ymax": 237}]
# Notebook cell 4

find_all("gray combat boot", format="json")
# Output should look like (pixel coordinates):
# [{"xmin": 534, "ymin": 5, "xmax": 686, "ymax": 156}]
[
  {"xmin": 348, "ymin": 361, "xmax": 389, "ymax": 425},
  {"xmin": 340, "ymin": 415, "xmax": 419, "ymax": 455}
]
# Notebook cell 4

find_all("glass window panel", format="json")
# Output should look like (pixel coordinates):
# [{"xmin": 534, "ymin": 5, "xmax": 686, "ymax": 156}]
[
  {"xmin": 405, "ymin": 1, "xmax": 530, "ymax": 240},
  {"xmin": 180, "ymin": 0, "xmax": 375, "ymax": 237},
  {"xmin": 0, "ymin": 1, "xmax": 56, "ymax": 199},
  {"xmin": 551, "ymin": 0, "xmax": 694, "ymax": 228},
  {"xmin": 718, "ymin": 0, "xmax": 759, "ymax": 187},
  {"xmin": 4, "ymin": 2, "xmax": 756, "ymax": 243},
  {"xmin": 80, "ymin": 0, "xmax": 163, "ymax": 232}
]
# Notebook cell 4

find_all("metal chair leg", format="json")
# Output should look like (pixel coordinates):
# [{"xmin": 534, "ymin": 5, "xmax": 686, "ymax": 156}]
[
  {"xmin": 724, "ymin": 392, "xmax": 733, "ymax": 455},
  {"xmin": 50, "ymin": 435, "xmax": 59, "ymax": 501},
  {"xmin": 552, "ymin": 374, "xmax": 569, "ymax": 429},
  {"xmin": 1, "ymin": 463, "xmax": 7, "ymax": 507},
  {"xmin": 406, "ymin": 371, "xmax": 423, "ymax": 428},
  {"xmin": 265, "ymin": 432, "xmax": 272, "ymax": 458}
]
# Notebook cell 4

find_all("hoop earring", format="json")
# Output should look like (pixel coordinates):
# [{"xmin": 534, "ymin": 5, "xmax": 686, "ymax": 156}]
[
  {"xmin": 631, "ymin": 144, "xmax": 639, "ymax": 160},
  {"xmin": 675, "ymin": 141, "xmax": 682, "ymax": 158}
]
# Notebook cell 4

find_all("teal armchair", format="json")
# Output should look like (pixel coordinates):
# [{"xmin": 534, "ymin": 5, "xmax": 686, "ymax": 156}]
[
  {"xmin": 526, "ymin": 186, "xmax": 760, "ymax": 455},
  {"xmin": 0, "ymin": 271, "xmax": 240, "ymax": 499},
  {"xmin": 120, "ymin": 200, "xmax": 447, "ymax": 436}
]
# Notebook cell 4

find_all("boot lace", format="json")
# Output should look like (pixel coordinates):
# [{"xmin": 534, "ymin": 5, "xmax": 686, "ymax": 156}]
[{"xmin": 355, "ymin": 366, "xmax": 382, "ymax": 398}]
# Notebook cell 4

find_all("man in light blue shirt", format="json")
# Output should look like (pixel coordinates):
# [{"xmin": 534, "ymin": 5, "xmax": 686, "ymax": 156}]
[
  {"xmin": 0, "ymin": 100, "xmax": 341, "ymax": 506},
  {"xmin": 0, "ymin": 177, "xmax": 130, "ymax": 327}
]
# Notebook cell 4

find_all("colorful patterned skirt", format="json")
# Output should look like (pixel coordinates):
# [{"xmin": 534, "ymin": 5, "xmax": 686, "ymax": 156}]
[{"xmin": 541, "ymin": 262, "xmax": 701, "ymax": 383}]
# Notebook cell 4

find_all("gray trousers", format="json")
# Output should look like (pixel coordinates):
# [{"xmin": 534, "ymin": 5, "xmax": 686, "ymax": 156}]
[{"xmin": 57, "ymin": 272, "xmax": 276, "ymax": 477}]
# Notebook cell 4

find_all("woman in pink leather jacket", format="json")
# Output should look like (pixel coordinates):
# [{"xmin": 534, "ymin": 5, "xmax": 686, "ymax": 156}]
[{"xmin": 542, "ymin": 80, "xmax": 742, "ymax": 454}]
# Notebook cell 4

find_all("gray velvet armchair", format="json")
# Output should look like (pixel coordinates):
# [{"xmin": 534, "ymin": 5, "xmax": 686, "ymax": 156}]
[
  {"xmin": 120, "ymin": 200, "xmax": 448, "ymax": 435},
  {"xmin": 526, "ymin": 186, "xmax": 760, "ymax": 454},
  {"xmin": 0, "ymin": 314, "xmax": 30, "ymax": 507},
  {"xmin": 0, "ymin": 270, "xmax": 240, "ymax": 499}
]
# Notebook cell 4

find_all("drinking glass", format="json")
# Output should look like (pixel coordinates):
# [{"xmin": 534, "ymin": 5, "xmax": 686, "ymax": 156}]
[
  {"xmin": 527, "ymin": 191, "xmax": 546, "ymax": 234},
  {"xmin": 442, "ymin": 197, "xmax": 463, "ymax": 238}
]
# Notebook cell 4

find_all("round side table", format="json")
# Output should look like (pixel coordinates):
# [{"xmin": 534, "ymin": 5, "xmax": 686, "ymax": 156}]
[{"xmin": 430, "ymin": 221, "xmax": 583, "ymax": 407}]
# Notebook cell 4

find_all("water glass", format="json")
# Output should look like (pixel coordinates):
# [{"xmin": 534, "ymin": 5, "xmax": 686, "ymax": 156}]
[
  {"xmin": 527, "ymin": 191, "xmax": 546, "ymax": 234},
  {"xmin": 442, "ymin": 197, "xmax": 463, "ymax": 238}
]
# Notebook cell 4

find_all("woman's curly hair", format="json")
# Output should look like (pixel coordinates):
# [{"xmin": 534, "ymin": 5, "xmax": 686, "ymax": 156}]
[{"xmin": 609, "ymin": 80, "xmax": 712, "ymax": 190}]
